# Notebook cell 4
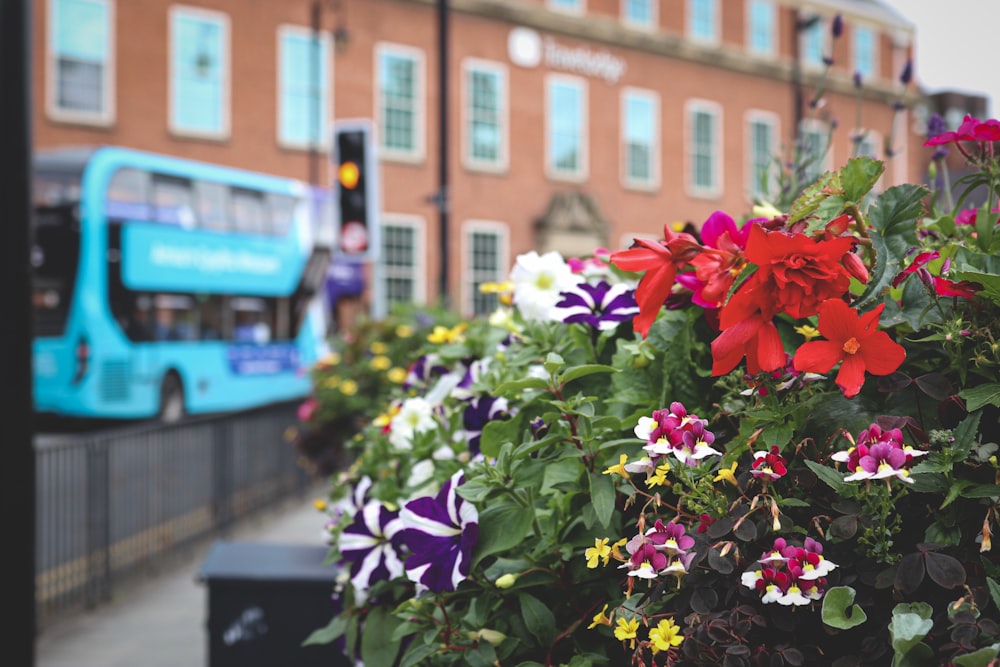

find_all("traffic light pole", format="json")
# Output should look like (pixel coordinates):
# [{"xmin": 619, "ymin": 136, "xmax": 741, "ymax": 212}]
[
  {"xmin": 1, "ymin": 0, "xmax": 37, "ymax": 664},
  {"xmin": 436, "ymin": 0, "xmax": 450, "ymax": 310}
]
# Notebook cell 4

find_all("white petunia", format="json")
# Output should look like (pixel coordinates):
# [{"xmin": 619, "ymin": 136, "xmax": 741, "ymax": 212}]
[{"xmin": 509, "ymin": 251, "xmax": 582, "ymax": 322}]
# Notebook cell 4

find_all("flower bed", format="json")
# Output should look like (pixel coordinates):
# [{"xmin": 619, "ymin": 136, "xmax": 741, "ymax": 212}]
[{"xmin": 304, "ymin": 131, "xmax": 1000, "ymax": 666}]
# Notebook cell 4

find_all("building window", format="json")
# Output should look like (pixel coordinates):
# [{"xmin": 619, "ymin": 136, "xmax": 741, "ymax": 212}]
[
  {"xmin": 622, "ymin": 88, "xmax": 659, "ymax": 189},
  {"xmin": 464, "ymin": 222, "xmax": 508, "ymax": 317},
  {"xmin": 853, "ymin": 25, "xmax": 877, "ymax": 81},
  {"xmin": 377, "ymin": 43, "xmax": 425, "ymax": 162},
  {"xmin": 688, "ymin": 0, "xmax": 719, "ymax": 44},
  {"xmin": 799, "ymin": 119, "xmax": 832, "ymax": 184},
  {"xmin": 747, "ymin": 0, "xmax": 775, "ymax": 56},
  {"xmin": 380, "ymin": 218, "xmax": 425, "ymax": 309},
  {"xmin": 746, "ymin": 111, "xmax": 778, "ymax": 201},
  {"xmin": 623, "ymin": 0, "xmax": 655, "ymax": 28},
  {"xmin": 546, "ymin": 75, "xmax": 587, "ymax": 180},
  {"xmin": 548, "ymin": 0, "xmax": 583, "ymax": 13},
  {"xmin": 801, "ymin": 17, "xmax": 826, "ymax": 69},
  {"xmin": 853, "ymin": 129, "xmax": 880, "ymax": 159},
  {"xmin": 687, "ymin": 101, "xmax": 722, "ymax": 197},
  {"xmin": 278, "ymin": 26, "xmax": 331, "ymax": 149},
  {"xmin": 169, "ymin": 6, "xmax": 229, "ymax": 138},
  {"xmin": 463, "ymin": 60, "xmax": 507, "ymax": 171},
  {"xmin": 47, "ymin": 0, "xmax": 114, "ymax": 124}
]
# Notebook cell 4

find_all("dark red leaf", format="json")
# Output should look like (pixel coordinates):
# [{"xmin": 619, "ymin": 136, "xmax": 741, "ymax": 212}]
[
  {"xmin": 894, "ymin": 552, "xmax": 925, "ymax": 595},
  {"xmin": 925, "ymin": 551, "xmax": 967, "ymax": 588}
]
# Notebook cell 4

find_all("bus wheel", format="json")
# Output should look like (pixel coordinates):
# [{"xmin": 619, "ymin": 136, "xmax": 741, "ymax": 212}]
[{"xmin": 158, "ymin": 373, "xmax": 185, "ymax": 423}]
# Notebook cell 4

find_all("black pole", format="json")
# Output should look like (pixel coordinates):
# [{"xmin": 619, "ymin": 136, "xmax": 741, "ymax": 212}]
[
  {"xmin": 437, "ymin": 0, "xmax": 450, "ymax": 309},
  {"xmin": 792, "ymin": 9, "xmax": 804, "ymax": 145},
  {"xmin": 309, "ymin": 0, "xmax": 321, "ymax": 186},
  {"xmin": 1, "ymin": 0, "xmax": 36, "ymax": 664}
]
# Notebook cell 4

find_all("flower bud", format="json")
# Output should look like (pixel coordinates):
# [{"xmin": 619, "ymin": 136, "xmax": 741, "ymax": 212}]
[
  {"xmin": 831, "ymin": 14, "xmax": 843, "ymax": 39},
  {"xmin": 475, "ymin": 629, "xmax": 508, "ymax": 645},
  {"xmin": 495, "ymin": 573, "xmax": 518, "ymax": 589},
  {"xmin": 899, "ymin": 59, "xmax": 913, "ymax": 86},
  {"xmin": 842, "ymin": 252, "xmax": 870, "ymax": 284}
]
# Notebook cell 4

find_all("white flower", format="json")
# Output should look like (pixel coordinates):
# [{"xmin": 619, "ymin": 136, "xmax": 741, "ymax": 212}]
[
  {"xmin": 389, "ymin": 397, "xmax": 436, "ymax": 450},
  {"xmin": 509, "ymin": 251, "xmax": 581, "ymax": 322}
]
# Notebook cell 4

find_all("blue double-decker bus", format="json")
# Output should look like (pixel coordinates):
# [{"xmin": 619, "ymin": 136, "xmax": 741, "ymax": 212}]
[{"xmin": 32, "ymin": 146, "xmax": 333, "ymax": 422}]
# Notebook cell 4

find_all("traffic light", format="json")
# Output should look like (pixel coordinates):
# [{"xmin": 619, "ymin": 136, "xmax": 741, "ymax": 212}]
[{"xmin": 332, "ymin": 121, "xmax": 378, "ymax": 256}]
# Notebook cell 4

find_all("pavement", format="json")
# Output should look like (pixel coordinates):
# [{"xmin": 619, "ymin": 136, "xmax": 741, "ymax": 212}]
[{"xmin": 35, "ymin": 485, "xmax": 333, "ymax": 667}]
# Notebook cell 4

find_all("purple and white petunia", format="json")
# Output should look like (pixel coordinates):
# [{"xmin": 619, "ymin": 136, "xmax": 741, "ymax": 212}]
[
  {"xmin": 337, "ymin": 488, "xmax": 405, "ymax": 598},
  {"xmin": 398, "ymin": 471, "xmax": 479, "ymax": 594},
  {"xmin": 555, "ymin": 280, "xmax": 639, "ymax": 331},
  {"xmin": 462, "ymin": 395, "xmax": 511, "ymax": 455}
]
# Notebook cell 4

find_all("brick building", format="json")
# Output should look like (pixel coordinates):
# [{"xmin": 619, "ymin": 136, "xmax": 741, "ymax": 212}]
[{"xmin": 34, "ymin": 0, "xmax": 926, "ymax": 319}]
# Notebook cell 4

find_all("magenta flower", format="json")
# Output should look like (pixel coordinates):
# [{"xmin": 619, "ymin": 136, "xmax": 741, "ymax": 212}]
[
  {"xmin": 634, "ymin": 403, "xmax": 722, "ymax": 465},
  {"xmin": 743, "ymin": 538, "xmax": 836, "ymax": 605},
  {"xmin": 622, "ymin": 520, "xmax": 696, "ymax": 579},
  {"xmin": 751, "ymin": 446, "xmax": 788, "ymax": 481},
  {"xmin": 924, "ymin": 114, "xmax": 1000, "ymax": 146}
]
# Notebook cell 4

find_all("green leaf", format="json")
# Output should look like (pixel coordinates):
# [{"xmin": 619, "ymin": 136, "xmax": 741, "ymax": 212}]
[
  {"xmin": 964, "ymin": 484, "xmax": 1000, "ymax": 499},
  {"xmin": 518, "ymin": 592, "xmax": 556, "ymax": 645},
  {"xmin": 589, "ymin": 470, "xmax": 617, "ymax": 529},
  {"xmin": 560, "ymin": 364, "xmax": 618, "ymax": 385},
  {"xmin": 841, "ymin": 156, "xmax": 885, "ymax": 202},
  {"xmin": 479, "ymin": 416, "xmax": 524, "ymax": 459},
  {"xmin": 952, "ymin": 647, "xmax": 1000, "ymax": 667},
  {"xmin": 542, "ymin": 463, "xmax": 582, "ymax": 494},
  {"xmin": 959, "ymin": 383, "xmax": 1000, "ymax": 412},
  {"xmin": 890, "ymin": 602, "xmax": 934, "ymax": 663},
  {"xmin": 855, "ymin": 184, "xmax": 926, "ymax": 310},
  {"xmin": 953, "ymin": 412, "xmax": 983, "ymax": 456},
  {"xmin": 472, "ymin": 500, "xmax": 536, "ymax": 567},
  {"xmin": 361, "ymin": 606, "xmax": 403, "ymax": 667},
  {"xmin": 495, "ymin": 377, "xmax": 550, "ymax": 395},
  {"xmin": 821, "ymin": 586, "xmax": 868, "ymax": 629},
  {"xmin": 805, "ymin": 460, "xmax": 846, "ymax": 493},
  {"xmin": 303, "ymin": 613, "xmax": 349, "ymax": 646},
  {"xmin": 400, "ymin": 642, "xmax": 439, "ymax": 667},
  {"xmin": 988, "ymin": 577, "xmax": 1000, "ymax": 612}
]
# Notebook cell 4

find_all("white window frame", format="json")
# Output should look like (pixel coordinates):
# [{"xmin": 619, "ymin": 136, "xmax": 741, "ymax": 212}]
[
  {"xmin": 167, "ymin": 5, "xmax": 231, "ymax": 140},
  {"xmin": 687, "ymin": 0, "xmax": 720, "ymax": 45},
  {"xmin": 374, "ymin": 214, "xmax": 427, "ymax": 317},
  {"xmin": 46, "ymin": 0, "xmax": 116, "ymax": 126},
  {"xmin": 461, "ymin": 58, "xmax": 509, "ymax": 173},
  {"xmin": 276, "ymin": 24, "xmax": 333, "ymax": 151},
  {"xmin": 620, "ymin": 87, "xmax": 660, "ymax": 191},
  {"xmin": 745, "ymin": 0, "xmax": 776, "ymax": 58},
  {"xmin": 798, "ymin": 118, "xmax": 833, "ymax": 184},
  {"xmin": 685, "ymin": 99, "xmax": 723, "ymax": 199},
  {"xmin": 375, "ymin": 42, "xmax": 426, "ymax": 164},
  {"xmin": 622, "ymin": 0, "xmax": 657, "ymax": 30},
  {"xmin": 800, "ymin": 17, "xmax": 828, "ymax": 71},
  {"xmin": 462, "ymin": 220, "xmax": 509, "ymax": 317},
  {"xmin": 547, "ymin": 0, "xmax": 585, "ymax": 15},
  {"xmin": 545, "ymin": 73, "xmax": 588, "ymax": 183},
  {"xmin": 745, "ymin": 109, "xmax": 780, "ymax": 201},
  {"xmin": 852, "ymin": 24, "xmax": 878, "ymax": 82}
]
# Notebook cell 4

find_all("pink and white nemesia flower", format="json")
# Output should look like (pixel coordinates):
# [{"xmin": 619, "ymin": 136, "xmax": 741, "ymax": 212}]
[
  {"xmin": 621, "ymin": 519, "xmax": 697, "ymax": 580},
  {"xmin": 634, "ymin": 402, "xmax": 722, "ymax": 466},
  {"xmin": 833, "ymin": 423, "xmax": 928, "ymax": 484},
  {"xmin": 741, "ymin": 537, "xmax": 837, "ymax": 606}
]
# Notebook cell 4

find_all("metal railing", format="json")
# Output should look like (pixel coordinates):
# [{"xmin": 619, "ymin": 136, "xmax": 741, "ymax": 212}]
[{"xmin": 34, "ymin": 401, "xmax": 315, "ymax": 629}]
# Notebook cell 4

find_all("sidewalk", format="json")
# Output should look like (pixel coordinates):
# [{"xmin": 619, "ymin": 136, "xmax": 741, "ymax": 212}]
[{"xmin": 36, "ymin": 487, "xmax": 333, "ymax": 667}]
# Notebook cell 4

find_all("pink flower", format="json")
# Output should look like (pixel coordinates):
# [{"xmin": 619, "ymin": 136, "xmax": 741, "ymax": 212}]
[{"xmin": 924, "ymin": 114, "xmax": 1000, "ymax": 146}]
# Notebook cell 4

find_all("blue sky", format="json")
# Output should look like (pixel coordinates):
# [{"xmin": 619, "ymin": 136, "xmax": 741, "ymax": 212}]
[{"xmin": 879, "ymin": 0, "xmax": 999, "ymax": 116}]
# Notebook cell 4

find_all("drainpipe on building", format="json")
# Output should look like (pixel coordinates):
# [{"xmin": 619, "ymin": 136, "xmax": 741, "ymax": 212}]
[
  {"xmin": 437, "ymin": 0, "xmax": 451, "ymax": 310},
  {"xmin": 309, "ymin": 0, "xmax": 322, "ymax": 187}
]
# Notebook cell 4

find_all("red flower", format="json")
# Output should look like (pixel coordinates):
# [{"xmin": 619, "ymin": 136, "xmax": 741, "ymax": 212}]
[
  {"xmin": 710, "ymin": 279, "xmax": 786, "ymax": 376},
  {"xmin": 891, "ymin": 251, "xmax": 940, "ymax": 288},
  {"xmin": 924, "ymin": 114, "xmax": 1000, "ymax": 146},
  {"xmin": 610, "ymin": 226, "xmax": 701, "ymax": 337},
  {"xmin": 742, "ymin": 224, "xmax": 858, "ymax": 320},
  {"xmin": 792, "ymin": 299, "xmax": 906, "ymax": 398},
  {"xmin": 933, "ymin": 276, "xmax": 980, "ymax": 299},
  {"xmin": 676, "ymin": 211, "xmax": 754, "ymax": 309}
]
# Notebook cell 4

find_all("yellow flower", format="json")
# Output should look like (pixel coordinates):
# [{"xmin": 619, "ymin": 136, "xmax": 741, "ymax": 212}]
[
  {"xmin": 794, "ymin": 324, "xmax": 821, "ymax": 341},
  {"xmin": 369, "ymin": 341, "xmax": 388, "ymax": 355},
  {"xmin": 427, "ymin": 323, "xmax": 467, "ymax": 344},
  {"xmin": 609, "ymin": 537, "xmax": 629, "ymax": 562},
  {"xmin": 669, "ymin": 221, "xmax": 687, "ymax": 232},
  {"xmin": 387, "ymin": 367, "xmax": 408, "ymax": 384},
  {"xmin": 602, "ymin": 454, "xmax": 630, "ymax": 479},
  {"xmin": 321, "ymin": 375, "xmax": 342, "ymax": 389},
  {"xmin": 713, "ymin": 461, "xmax": 739, "ymax": 487},
  {"xmin": 613, "ymin": 616, "xmax": 640, "ymax": 645},
  {"xmin": 319, "ymin": 351, "xmax": 341, "ymax": 367},
  {"xmin": 370, "ymin": 355, "xmax": 391, "ymax": 371},
  {"xmin": 645, "ymin": 460, "xmax": 672, "ymax": 487},
  {"xmin": 588, "ymin": 604, "xmax": 612, "ymax": 629},
  {"xmin": 340, "ymin": 379, "xmax": 359, "ymax": 396},
  {"xmin": 584, "ymin": 538, "xmax": 612, "ymax": 568},
  {"xmin": 648, "ymin": 618, "xmax": 684, "ymax": 653},
  {"xmin": 395, "ymin": 324, "xmax": 413, "ymax": 338},
  {"xmin": 479, "ymin": 280, "xmax": 514, "ymax": 294},
  {"xmin": 313, "ymin": 498, "xmax": 327, "ymax": 512}
]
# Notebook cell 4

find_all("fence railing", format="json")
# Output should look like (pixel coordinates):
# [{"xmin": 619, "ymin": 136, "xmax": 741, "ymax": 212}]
[{"xmin": 34, "ymin": 401, "xmax": 314, "ymax": 629}]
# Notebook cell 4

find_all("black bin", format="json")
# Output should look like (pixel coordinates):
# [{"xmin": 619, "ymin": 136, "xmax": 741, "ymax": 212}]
[{"xmin": 198, "ymin": 541, "xmax": 351, "ymax": 667}]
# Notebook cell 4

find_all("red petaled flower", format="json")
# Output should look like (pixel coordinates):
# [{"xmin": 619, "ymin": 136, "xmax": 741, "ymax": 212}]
[
  {"xmin": 924, "ymin": 114, "xmax": 1000, "ymax": 146},
  {"xmin": 610, "ymin": 226, "xmax": 702, "ymax": 337},
  {"xmin": 933, "ymin": 276, "xmax": 981, "ymax": 299},
  {"xmin": 792, "ymin": 299, "xmax": 906, "ymax": 398}
]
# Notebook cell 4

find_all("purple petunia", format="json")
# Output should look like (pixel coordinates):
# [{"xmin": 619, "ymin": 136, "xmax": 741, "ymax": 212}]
[
  {"xmin": 555, "ymin": 280, "xmax": 639, "ymax": 331},
  {"xmin": 337, "ymin": 482, "xmax": 405, "ymax": 597},
  {"xmin": 398, "ymin": 471, "xmax": 479, "ymax": 594},
  {"xmin": 462, "ymin": 395, "xmax": 510, "ymax": 455}
]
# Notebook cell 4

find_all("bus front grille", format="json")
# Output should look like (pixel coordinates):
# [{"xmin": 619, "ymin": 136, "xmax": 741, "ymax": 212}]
[{"xmin": 100, "ymin": 360, "xmax": 131, "ymax": 402}]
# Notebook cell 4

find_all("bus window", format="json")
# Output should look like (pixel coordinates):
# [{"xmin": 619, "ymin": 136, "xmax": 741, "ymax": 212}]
[
  {"xmin": 231, "ymin": 189, "xmax": 266, "ymax": 234},
  {"xmin": 197, "ymin": 295, "xmax": 226, "ymax": 340},
  {"xmin": 152, "ymin": 176, "xmax": 196, "ymax": 228},
  {"xmin": 107, "ymin": 168, "xmax": 151, "ymax": 220},
  {"xmin": 153, "ymin": 294, "xmax": 198, "ymax": 341},
  {"xmin": 194, "ymin": 180, "xmax": 229, "ymax": 231},
  {"xmin": 123, "ymin": 293, "xmax": 155, "ymax": 342},
  {"xmin": 268, "ymin": 193, "xmax": 296, "ymax": 236},
  {"xmin": 230, "ymin": 297, "xmax": 273, "ymax": 344}
]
